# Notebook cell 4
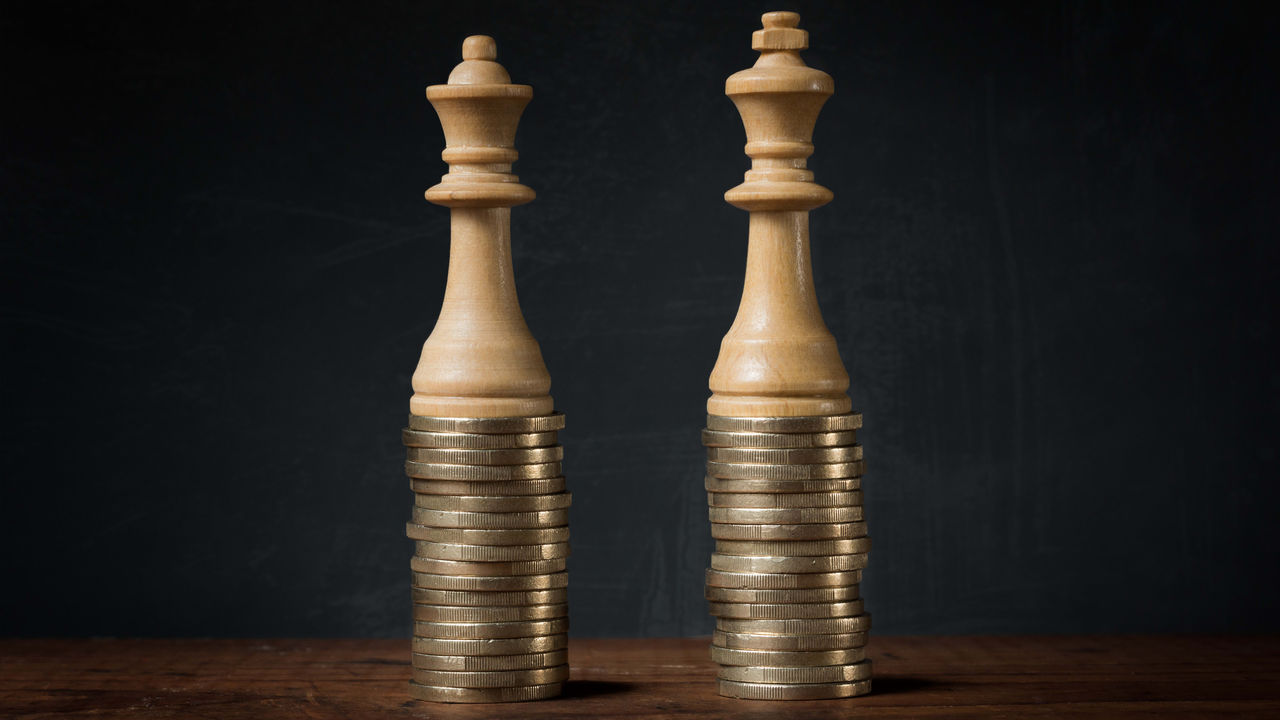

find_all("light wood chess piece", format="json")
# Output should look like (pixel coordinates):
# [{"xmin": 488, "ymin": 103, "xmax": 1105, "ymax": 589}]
[
  {"xmin": 707, "ymin": 11, "xmax": 851, "ymax": 418},
  {"xmin": 411, "ymin": 35, "xmax": 553, "ymax": 419}
]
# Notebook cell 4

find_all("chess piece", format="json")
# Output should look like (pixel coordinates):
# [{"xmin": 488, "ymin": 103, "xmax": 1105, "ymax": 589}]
[
  {"xmin": 707, "ymin": 11, "xmax": 850, "ymax": 418},
  {"xmin": 412, "ymin": 34, "xmax": 553, "ymax": 419},
  {"xmin": 702, "ymin": 13, "xmax": 872, "ymax": 701},
  {"xmin": 403, "ymin": 36, "xmax": 569, "ymax": 704}
]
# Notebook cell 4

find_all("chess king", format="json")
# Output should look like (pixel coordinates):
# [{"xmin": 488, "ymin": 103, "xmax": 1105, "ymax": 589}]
[{"xmin": 708, "ymin": 11, "xmax": 851, "ymax": 418}]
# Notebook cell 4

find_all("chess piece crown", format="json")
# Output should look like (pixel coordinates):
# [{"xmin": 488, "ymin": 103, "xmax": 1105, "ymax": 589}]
[
  {"xmin": 708, "ymin": 11, "xmax": 851, "ymax": 417},
  {"xmin": 411, "ymin": 36, "xmax": 553, "ymax": 418}
]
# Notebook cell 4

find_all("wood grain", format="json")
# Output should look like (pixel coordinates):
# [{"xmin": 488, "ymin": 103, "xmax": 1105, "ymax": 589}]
[{"xmin": 3, "ymin": 636, "xmax": 1278, "ymax": 718}]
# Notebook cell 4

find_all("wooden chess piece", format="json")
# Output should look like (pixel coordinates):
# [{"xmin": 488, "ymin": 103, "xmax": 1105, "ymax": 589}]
[
  {"xmin": 707, "ymin": 11, "xmax": 852, "ymax": 418},
  {"xmin": 411, "ymin": 35, "xmax": 553, "ymax": 419}
]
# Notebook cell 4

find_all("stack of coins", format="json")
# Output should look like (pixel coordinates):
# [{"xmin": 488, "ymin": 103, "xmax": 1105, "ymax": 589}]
[
  {"xmin": 404, "ymin": 413, "xmax": 571, "ymax": 703},
  {"xmin": 703, "ymin": 412, "xmax": 872, "ymax": 700}
]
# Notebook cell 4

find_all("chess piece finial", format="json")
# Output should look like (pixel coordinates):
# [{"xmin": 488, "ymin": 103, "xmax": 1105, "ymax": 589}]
[
  {"xmin": 411, "ymin": 36, "xmax": 553, "ymax": 418},
  {"xmin": 707, "ymin": 12, "xmax": 851, "ymax": 417}
]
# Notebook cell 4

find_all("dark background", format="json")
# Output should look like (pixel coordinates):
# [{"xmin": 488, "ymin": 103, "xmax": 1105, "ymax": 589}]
[{"xmin": 2, "ymin": 0, "xmax": 1277, "ymax": 638}]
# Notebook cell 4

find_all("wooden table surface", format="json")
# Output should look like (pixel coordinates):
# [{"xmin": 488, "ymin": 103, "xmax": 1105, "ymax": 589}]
[{"xmin": 3, "ymin": 636, "xmax": 1278, "ymax": 718}]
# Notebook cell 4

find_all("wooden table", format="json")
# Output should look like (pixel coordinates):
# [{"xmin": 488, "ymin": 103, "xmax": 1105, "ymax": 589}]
[{"xmin": 3, "ymin": 636, "xmax": 1278, "ymax": 718}]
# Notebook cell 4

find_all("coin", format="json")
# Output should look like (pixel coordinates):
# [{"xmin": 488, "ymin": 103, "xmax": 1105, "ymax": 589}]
[
  {"xmin": 713, "ymin": 629, "xmax": 868, "ymax": 651},
  {"xmin": 412, "ymin": 603, "xmax": 568, "ymax": 623},
  {"xmin": 408, "ymin": 412, "xmax": 566, "ymax": 434},
  {"xmin": 405, "ymin": 461, "xmax": 562, "ymax": 481},
  {"xmin": 701, "ymin": 429, "xmax": 857, "ymax": 448},
  {"xmin": 715, "ymin": 538, "xmax": 871, "ymax": 557},
  {"xmin": 710, "ymin": 645, "xmax": 866, "ymax": 667},
  {"xmin": 411, "ymin": 649, "xmax": 568, "ymax": 672},
  {"xmin": 406, "ymin": 524, "xmax": 570, "ymax": 545},
  {"xmin": 710, "ymin": 553, "xmax": 868, "ymax": 573},
  {"xmin": 706, "ymin": 460, "xmax": 863, "ymax": 481},
  {"xmin": 705, "ymin": 585, "xmax": 859, "ymax": 603},
  {"xmin": 410, "ymin": 664, "xmax": 569, "ymax": 688},
  {"xmin": 708, "ymin": 505, "xmax": 863, "ymax": 524},
  {"xmin": 408, "ymin": 681, "xmax": 563, "ymax": 703},
  {"xmin": 718, "ymin": 660, "xmax": 872, "ymax": 684},
  {"xmin": 406, "ymin": 446, "xmax": 564, "ymax": 465},
  {"xmin": 706, "ymin": 491, "xmax": 862, "ymax": 509},
  {"xmin": 414, "ymin": 541, "xmax": 570, "ymax": 562},
  {"xmin": 410, "ymin": 557, "xmax": 566, "ymax": 577},
  {"xmin": 402, "ymin": 428, "xmax": 559, "ymax": 449},
  {"xmin": 413, "ymin": 618, "xmax": 569, "ymax": 639},
  {"xmin": 411, "ymin": 507, "xmax": 570, "ymax": 529},
  {"xmin": 411, "ymin": 478, "xmax": 567, "ymax": 496},
  {"xmin": 706, "ymin": 413, "xmax": 862, "ymax": 433},
  {"xmin": 708, "ymin": 600, "xmax": 864, "ymax": 619},
  {"xmin": 412, "ymin": 587, "xmax": 568, "ymax": 607},
  {"xmin": 412, "ymin": 571, "xmax": 567, "ymax": 592},
  {"xmin": 710, "ymin": 522, "xmax": 867, "ymax": 541},
  {"xmin": 716, "ymin": 678, "xmax": 872, "ymax": 700},
  {"xmin": 415, "ymin": 493, "xmax": 572, "ymax": 512},
  {"xmin": 706, "ymin": 446, "xmax": 863, "ymax": 464},
  {"xmin": 716, "ymin": 614, "xmax": 872, "ymax": 635},
  {"xmin": 705, "ymin": 569, "xmax": 861, "ymax": 589},
  {"xmin": 704, "ymin": 477, "xmax": 860, "ymax": 494},
  {"xmin": 411, "ymin": 634, "xmax": 568, "ymax": 656}
]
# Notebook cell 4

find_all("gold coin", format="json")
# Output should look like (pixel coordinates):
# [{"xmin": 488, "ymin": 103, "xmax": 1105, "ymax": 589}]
[
  {"xmin": 715, "ymin": 538, "xmax": 871, "ymax": 557},
  {"xmin": 718, "ymin": 660, "xmax": 873, "ymax": 684},
  {"xmin": 413, "ymin": 618, "xmax": 569, "ymax": 639},
  {"xmin": 710, "ymin": 645, "xmax": 866, "ymax": 667},
  {"xmin": 701, "ymin": 429, "xmax": 857, "ymax": 448},
  {"xmin": 406, "ymin": 446, "xmax": 564, "ymax": 466},
  {"xmin": 716, "ymin": 614, "xmax": 872, "ymax": 635},
  {"xmin": 411, "ymin": 571, "xmax": 567, "ymax": 592},
  {"xmin": 704, "ymin": 476, "xmax": 860, "ymax": 494},
  {"xmin": 717, "ymin": 678, "xmax": 872, "ymax": 700},
  {"xmin": 411, "ymin": 478, "xmax": 567, "ymax": 496},
  {"xmin": 411, "ymin": 507, "xmax": 570, "ymax": 529},
  {"xmin": 705, "ymin": 569, "xmax": 861, "ymax": 589},
  {"xmin": 708, "ymin": 600, "xmax": 864, "ymax": 620},
  {"xmin": 710, "ymin": 553, "xmax": 868, "ymax": 573},
  {"xmin": 706, "ymin": 446, "xmax": 863, "ymax": 464},
  {"xmin": 405, "ymin": 461, "xmax": 562, "ymax": 481},
  {"xmin": 706, "ymin": 413, "xmax": 862, "ymax": 433},
  {"xmin": 412, "ymin": 587, "xmax": 567, "ymax": 607},
  {"xmin": 411, "ymin": 634, "xmax": 568, "ymax": 656},
  {"xmin": 410, "ymin": 664, "xmax": 569, "ymax": 689},
  {"xmin": 412, "ymin": 603, "xmax": 568, "ymax": 623},
  {"xmin": 402, "ymin": 428, "xmax": 559, "ymax": 449},
  {"xmin": 408, "ymin": 412, "xmax": 566, "ymax": 434},
  {"xmin": 713, "ymin": 629, "xmax": 868, "ymax": 651},
  {"xmin": 407, "ymin": 681, "xmax": 563, "ymax": 703},
  {"xmin": 412, "ymin": 587, "xmax": 568, "ymax": 607},
  {"xmin": 407, "ymin": 524, "xmax": 570, "ymax": 545},
  {"xmin": 410, "ymin": 557, "xmax": 565, "ymax": 577},
  {"xmin": 707, "ymin": 490, "xmax": 862, "ymax": 509},
  {"xmin": 414, "ymin": 541, "xmax": 570, "ymax": 562},
  {"xmin": 415, "ymin": 492, "xmax": 572, "ymax": 512},
  {"xmin": 411, "ymin": 649, "xmax": 568, "ymax": 672},
  {"xmin": 710, "ymin": 522, "xmax": 867, "ymax": 541},
  {"xmin": 708, "ymin": 505, "xmax": 863, "ymax": 524},
  {"xmin": 705, "ymin": 585, "xmax": 859, "ymax": 603},
  {"xmin": 706, "ymin": 460, "xmax": 864, "ymax": 481}
]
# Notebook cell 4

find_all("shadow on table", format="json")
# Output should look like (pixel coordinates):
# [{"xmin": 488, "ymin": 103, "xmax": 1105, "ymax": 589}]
[
  {"xmin": 561, "ymin": 680, "xmax": 632, "ymax": 698},
  {"xmin": 872, "ymin": 676, "xmax": 937, "ymax": 696}
]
